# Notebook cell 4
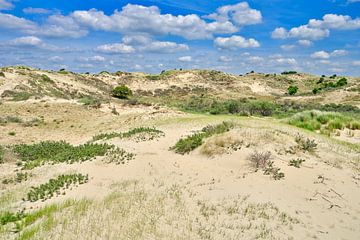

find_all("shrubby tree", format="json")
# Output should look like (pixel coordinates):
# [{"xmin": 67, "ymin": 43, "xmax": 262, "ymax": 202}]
[
  {"xmin": 112, "ymin": 85, "xmax": 133, "ymax": 99},
  {"xmin": 288, "ymin": 86, "xmax": 298, "ymax": 95}
]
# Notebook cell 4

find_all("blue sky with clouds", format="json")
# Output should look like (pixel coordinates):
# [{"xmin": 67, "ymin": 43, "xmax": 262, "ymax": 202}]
[{"xmin": 0, "ymin": 0, "xmax": 359, "ymax": 75}]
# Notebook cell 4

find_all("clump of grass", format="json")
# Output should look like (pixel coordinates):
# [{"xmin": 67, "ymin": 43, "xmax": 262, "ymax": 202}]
[
  {"xmin": 0, "ymin": 210, "xmax": 26, "ymax": 225},
  {"xmin": 295, "ymin": 135, "xmax": 317, "ymax": 152},
  {"xmin": 5, "ymin": 115, "xmax": 23, "ymax": 123},
  {"xmin": 13, "ymin": 141, "xmax": 113, "ymax": 169},
  {"xmin": 103, "ymin": 147, "xmax": 135, "ymax": 165},
  {"xmin": 78, "ymin": 96, "xmax": 101, "ymax": 107},
  {"xmin": 8, "ymin": 131, "xmax": 16, "ymax": 136},
  {"xmin": 289, "ymin": 159, "xmax": 305, "ymax": 168},
  {"xmin": 171, "ymin": 122, "xmax": 235, "ymax": 154},
  {"xmin": 26, "ymin": 174, "xmax": 89, "ymax": 202},
  {"xmin": 288, "ymin": 110, "xmax": 359, "ymax": 133},
  {"xmin": 22, "ymin": 118, "xmax": 44, "ymax": 127},
  {"xmin": 40, "ymin": 74, "xmax": 54, "ymax": 83}
]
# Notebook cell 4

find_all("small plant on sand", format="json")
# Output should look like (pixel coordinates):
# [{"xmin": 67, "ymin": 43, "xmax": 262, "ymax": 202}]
[
  {"xmin": 79, "ymin": 96, "xmax": 101, "ymax": 107},
  {"xmin": 92, "ymin": 127, "xmax": 164, "ymax": 142},
  {"xmin": 0, "ymin": 72, "xmax": 5, "ymax": 77},
  {"xmin": 171, "ymin": 122, "xmax": 235, "ymax": 154},
  {"xmin": 263, "ymin": 161, "xmax": 285, "ymax": 180},
  {"xmin": 289, "ymin": 158, "xmax": 305, "ymax": 168},
  {"xmin": 0, "ymin": 210, "xmax": 26, "ymax": 225},
  {"xmin": 248, "ymin": 151, "xmax": 272, "ymax": 169},
  {"xmin": 26, "ymin": 173, "xmax": 89, "ymax": 202},
  {"xmin": 112, "ymin": 85, "xmax": 132, "ymax": 99},
  {"xmin": 295, "ymin": 135, "xmax": 317, "ymax": 152},
  {"xmin": 103, "ymin": 147, "xmax": 135, "ymax": 165}
]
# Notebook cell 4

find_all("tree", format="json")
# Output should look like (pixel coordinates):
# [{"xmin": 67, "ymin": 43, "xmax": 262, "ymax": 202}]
[
  {"xmin": 288, "ymin": 86, "xmax": 298, "ymax": 95},
  {"xmin": 112, "ymin": 85, "xmax": 132, "ymax": 99}
]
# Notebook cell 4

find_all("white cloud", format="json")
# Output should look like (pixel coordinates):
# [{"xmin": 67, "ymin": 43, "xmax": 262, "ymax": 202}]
[
  {"xmin": 0, "ymin": 0, "xmax": 13, "ymax": 10},
  {"xmin": 331, "ymin": 49, "xmax": 348, "ymax": 57},
  {"xmin": 214, "ymin": 35, "xmax": 260, "ymax": 49},
  {"xmin": 8, "ymin": 36, "xmax": 42, "ymax": 46},
  {"xmin": 308, "ymin": 14, "xmax": 360, "ymax": 30},
  {"xmin": 219, "ymin": 56, "xmax": 232, "ymax": 62},
  {"xmin": 311, "ymin": 51, "xmax": 330, "ymax": 59},
  {"xmin": 0, "ymin": 13, "xmax": 37, "ymax": 31},
  {"xmin": 311, "ymin": 49, "xmax": 348, "ymax": 59},
  {"xmin": 23, "ymin": 7, "xmax": 51, "ymax": 14},
  {"xmin": 139, "ymin": 41, "xmax": 189, "ymax": 53},
  {"xmin": 274, "ymin": 58, "xmax": 297, "ymax": 65},
  {"xmin": 298, "ymin": 39, "xmax": 313, "ymax": 47},
  {"xmin": 80, "ymin": 55, "xmax": 106, "ymax": 62},
  {"xmin": 272, "ymin": 14, "xmax": 360, "ymax": 41},
  {"xmin": 281, "ymin": 44, "xmax": 296, "ymax": 51},
  {"xmin": 95, "ymin": 43, "xmax": 135, "ymax": 54},
  {"xmin": 247, "ymin": 56, "xmax": 264, "ymax": 63},
  {"xmin": 178, "ymin": 56, "xmax": 192, "ymax": 62},
  {"xmin": 206, "ymin": 2, "xmax": 262, "ymax": 26}
]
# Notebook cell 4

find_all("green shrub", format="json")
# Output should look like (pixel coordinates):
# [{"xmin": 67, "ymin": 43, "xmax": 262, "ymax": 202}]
[
  {"xmin": 112, "ymin": 85, "xmax": 132, "ymax": 99},
  {"xmin": 0, "ymin": 72, "xmax": 5, "ymax": 77},
  {"xmin": 281, "ymin": 71, "xmax": 297, "ymax": 75},
  {"xmin": 287, "ymin": 86, "xmax": 298, "ymax": 95},
  {"xmin": 79, "ymin": 96, "xmax": 101, "ymax": 106},
  {"xmin": 336, "ymin": 78, "xmax": 347, "ymax": 87},
  {"xmin": 0, "ymin": 211, "xmax": 26, "ymax": 225},
  {"xmin": 92, "ymin": 127, "xmax": 164, "ymax": 142},
  {"xmin": 312, "ymin": 88, "xmax": 321, "ymax": 94},
  {"xmin": 13, "ymin": 141, "xmax": 112, "ymax": 169},
  {"xmin": 27, "ymin": 174, "xmax": 89, "ymax": 202},
  {"xmin": 295, "ymin": 135, "xmax": 317, "ymax": 152},
  {"xmin": 171, "ymin": 122, "xmax": 234, "ymax": 154}
]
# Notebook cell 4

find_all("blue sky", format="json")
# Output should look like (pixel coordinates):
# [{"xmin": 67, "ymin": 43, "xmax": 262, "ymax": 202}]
[{"xmin": 0, "ymin": 0, "xmax": 359, "ymax": 75}]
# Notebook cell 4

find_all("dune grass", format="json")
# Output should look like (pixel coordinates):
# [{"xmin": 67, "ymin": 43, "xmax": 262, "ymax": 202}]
[{"xmin": 171, "ymin": 121, "xmax": 235, "ymax": 154}]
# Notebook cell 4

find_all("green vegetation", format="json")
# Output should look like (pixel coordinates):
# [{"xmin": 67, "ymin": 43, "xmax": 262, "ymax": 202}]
[
  {"xmin": 40, "ymin": 74, "xmax": 53, "ymax": 83},
  {"xmin": 0, "ymin": 72, "xmax": 5, "ymax": 77},
  {"xmin": 263, "ymin": 161, "xmax": 285, "ymax": 180},
  {"xmin": 289, "ymin": 111, "xmax": 360, "ymax": 133},
  {"xmin": 313, "ymin": 77, "xmax": 348, "ymax": 94},
  {"xmin": 8, "ymin": 131, "xmax": 16, "ymax": 136},
  {"xmin": 112, "ymin": 85, "xmax": 132, "ymax": 99},
  {"xmin": 0, "ymin": 210, "xmax": 25, "ymax": 225},
  {"xmin": 92, "ymin": 127, "xmax": 165, "ymax": 142},
  {"xmin": 13, "ymin": 141, "xmax": 112, "ymax": 169},
  {"xmin": 248, "ymin": 151, "xmax": 284, "ymax": 180},
  {"xmin": 0, "ymin": 146, "xmax": 4, "ymax": 164},
  {"xmin": 281, "ymin": 71, "xmax": 297, "ymax": 75},
  {"xmin": 289, "ymin": 159, "xmax": 305, "ymax": 168},
  {"xmin": 27, "ymin": 174, "xmax": 89, "ymax": 202},
  {"xmin": 78, "ymin": 96, "xmax": 101, "ymax": 107},
  {"xmin": 104, "ymin": 147, "xmax": 135, "ymax": 165},
  {"xmin": 2, "ymin": 172, "xmax": 31, "ymax": 185},
  {"xmin": 171, "ymin": 122, "xmax": 234, "ymax": 154},
  {"xmin": 295, "ymin": 135, "xmax": 317, "ymax": 152},
  {"xmin": 287, "ymin": 85, "xmax": 298, "ymax": 95}
]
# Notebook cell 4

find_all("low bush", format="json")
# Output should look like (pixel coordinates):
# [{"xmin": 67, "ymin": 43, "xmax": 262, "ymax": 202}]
[
  {"xmin": 287, "ymin": 86, "xmax": 298, "ymax": 95},
  {"xmin": 112, "ymin": 85, "xmax": 132, "ymax": 99},
  {"xmin": 263, "ymin": 161, "xmax": 285, "ymax": 180},
  {"xmin": 92, "ymin": 127, "xmax": 164, "ymax": 142},
  {"xmin": 40, "ymin": 74, "xmax": 53, "ymax": 83},
  {"xmin": 171, "ymin": 122, "xmax": 234, "ymax": 154},
  {"xmin": 248, "ymin": 151, "xmax": 272, "ymax": 169},
  {"xmin": 0, "ymin": 72, "xmax": 5, "ymax": 77},
  {"xmin": 0, "ymin": 211, "xmax": 26, "ymax": 225},
  {"xmin": 13, "ymin": 141, "xmax": 112, "ymax": 169},
  {"xmin": 103, "ymin": 147, "xmax": 135, "ymax": 165},
  {"xmin": 0, "ymin": 146, "xmax": 4, "ymax": 164},
  {"xmin": 26, "ymin": 174, "xmax": 89, "ymax": 202},
  {"xmin": 79, "ymin": 96, "xmax": 101, "ymax": 107},
  {"xmin": 295, "ymin": 135, "xmax": 317, "ymax": 152}
]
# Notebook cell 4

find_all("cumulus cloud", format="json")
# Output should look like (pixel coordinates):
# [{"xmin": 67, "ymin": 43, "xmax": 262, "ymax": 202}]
[
  {"xmin": 311, "ymin": 49, "xmax": 348, "ymax": 59},
  {"xmin": 96, "ymin": 35, "xmax": 189, "ymax": 54},
  {"xmin": 23, "ymin": 7, "xmax": 51, "ymax": 14},
  {"xmin": 95, "ymin": 43, "xmax": 135, "ymax": 54},
  {"xmin": 0, "ymin": 0, "xmax": 13, "ymax": 10},
  {"xmin": 178, "ymin": 56, "xmax": 192, "ymax": 62},
  {"xmin": 49, "ymin": 56, "xmax": 63, "ymax": 62},
  {"xmin": 298, "ymin": 39, "xmax": 313, "ymax": 47},
  {"xmin": 0, "ymin": 3, "xmax": 263, "ymax": 40},
  {"xmin": 311, "ymin": 51, "xmax": 330, "ymax": 59},
  {"xmin": 214, "ymin": 35, "xmax": 260, "ymax": 49},
  {"xmin": 272, "ymin": 14, "xmax": 360, "ymax": 41},
  {"xmin": 8, "ymin": 36, "xmax": 42, "ymax": 46},
  {"xmin": 206, "ymin": 2, "xmax": 262, "ymax": 26}
]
